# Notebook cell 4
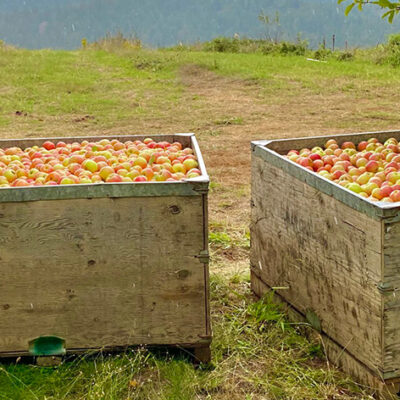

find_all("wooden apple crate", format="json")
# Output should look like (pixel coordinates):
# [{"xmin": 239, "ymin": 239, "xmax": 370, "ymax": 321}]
[
  {"xmin": 251, "ymin": 130, "xmax": 400, "ymax": 398},
  {"xmin": 0, "ymin": 133, "xmax": 211, "ymax": 363}
]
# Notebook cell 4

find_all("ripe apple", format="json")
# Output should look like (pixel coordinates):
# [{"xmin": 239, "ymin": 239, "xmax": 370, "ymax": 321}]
[
  {"xmin": 372, "ymin": 188, "xmax": 384, "ymax": 200},
  {"xmin": 60, "ymin": 177, "xmax": 75, "ymax": 185},
  {"xmin": 43, "ymin": 140, "xmax": 56, "ymax": 150},
  {"xmin": 342, "ymin": 141, "xmax": 355, "ymax": 149},
  {"xmin": 381, "ymin": 185, "xmax": 394, "ymax": 197},
  {"xmin": 309, "ymin": 153, "xmax": 321, "ymax": 161},
  {"xmin": 134, "ymin": 157, "xmax": 147, "ymax": 169},
  {"xmin": 387, "ymin": 172, "xmax": 400, "ymax": 184},
  {"xmin": 127, "ymin": 170, "xmax": 140, "ymax": 180},
  {"xmin": 312, "ymin": 159, "xmax": 324, "ymax": 171},
  {"xmin": 332, "ymin": 170, "xmax": 346, "ymax": 180},
  {"xmin": 346, "ymin": 182, "xmax": 363, "ymax": 194},
  {"xmin": 79, "ymin": 177, "xmax": 93, "ymax": 184},
  {"xmin": 99, "ymin": 166, "xmax": 114, "ymax": 180},
  {"xmin": 82, "ymin": 159, "xmax": 98, "ymax": 173},
  {"xmin": 356, "ymin": 158, "xmax": 368, "ymax": 168},
  {"xmin": 356, "ymin": 172, "xmax": 373, "ymax": 185},
  {"xmin": 4, "ymin": 169, "xmax": 17, "ymax": 182},
  {"xmin": 142, "ymin": 167, "xmax": 154, "ymax": 180},
  {"xmin": 366, "ymin": 160, "xmax": 379, "ymax": 173},
  {"xmin": 390, "ymin": 190, "xmax": 400, "ymax": 202},
  {"xmin": 297, "ymin": 157, "xmax": 312, "ymax": 168},
  {"xmin": 106, "ymin": 173, "xmax": 123, "ymax": 183}
]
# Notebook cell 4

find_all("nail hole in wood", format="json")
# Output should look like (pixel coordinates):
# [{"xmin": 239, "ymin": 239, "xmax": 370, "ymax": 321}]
[
  {"xmin": 88, "ymin": 260, "xmax": 96, "ymax": 266},
  {"xmin": 169, "ymin": 205, "xmax": 181, "ymax": 214},
  {"xmin": 2, "ymin": 304, "xmax": 10, "ymax": 310},
  {"xmin": 177, "ymin": 270, "xmax": 190, "ymax": 279}
]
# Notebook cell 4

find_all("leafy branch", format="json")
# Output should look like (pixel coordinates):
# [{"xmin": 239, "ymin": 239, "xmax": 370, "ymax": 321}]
[{"xmin": 338, "ymin": 0, "xmax": 400, "ymax": 22}]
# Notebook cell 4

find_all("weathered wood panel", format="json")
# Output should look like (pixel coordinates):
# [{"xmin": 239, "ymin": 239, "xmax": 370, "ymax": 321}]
[
  {"xmin": 383, "ymin": 220, "xmax": 400, "ymax": 378},
  {"xmin": 250, "ymin": 155, "xmax": 383, "ymax": 373},
  {"xmin": 251, "ymin": 273, "xmax": 399, "ymax": 400},
  {"xmin": 0, "ymin": 195, "xmax": 208, "ymax": 353}
]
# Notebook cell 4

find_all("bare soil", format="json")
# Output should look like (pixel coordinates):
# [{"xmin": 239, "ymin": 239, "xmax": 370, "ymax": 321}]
[{"xmin": 176, "ymin": 64, "xmax": 400, "ymax": 274}]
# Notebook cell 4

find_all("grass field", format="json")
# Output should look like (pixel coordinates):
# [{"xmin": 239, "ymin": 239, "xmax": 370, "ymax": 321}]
[{"xmin": 1, "ymin": 42, "xmax": 400, "ymax": 399}]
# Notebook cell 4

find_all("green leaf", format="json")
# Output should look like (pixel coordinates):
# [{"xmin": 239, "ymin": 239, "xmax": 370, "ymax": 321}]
[
  {"xmin": 382, "ymin": 9, "xmax": 395, "ymax": 22},
  {"xmin": 345, "ymin": 3, "xmax": 356, "ymax": 15},
  {"xmin": 337, "ymin": 0, "xmax": 348, "ymax": 4},
  {"xmin": 378, "ymin": 0, "xmax": 393, "ymax": 7}
]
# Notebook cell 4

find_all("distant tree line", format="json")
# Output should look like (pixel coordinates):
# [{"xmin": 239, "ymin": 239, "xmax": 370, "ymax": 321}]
[{"xmin": 0, "ymin": 0, "xmax": 400, "ymax": 50}]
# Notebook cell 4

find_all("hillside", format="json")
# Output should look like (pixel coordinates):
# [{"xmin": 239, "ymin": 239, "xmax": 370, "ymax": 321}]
[{"xmin": 1, "ymin": 0, "xmax": 400, "ymax": 50}]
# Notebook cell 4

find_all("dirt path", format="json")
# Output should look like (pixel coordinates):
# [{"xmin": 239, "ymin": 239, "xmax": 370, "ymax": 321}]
[{"xmin": 178, "ymin": 63, "xmax": 400, "ymax": 275}]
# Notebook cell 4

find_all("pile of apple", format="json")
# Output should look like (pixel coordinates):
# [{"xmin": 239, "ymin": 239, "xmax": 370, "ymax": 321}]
[
  {"xmin": 0, "ymin": 138, "xmax": 201, "ymax": 187},
  {"xmin": 285, "ymin": 137, "xmax": 400, "ymax": 203}
]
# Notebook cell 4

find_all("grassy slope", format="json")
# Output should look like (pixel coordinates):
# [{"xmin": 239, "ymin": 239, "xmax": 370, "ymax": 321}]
[
  {"xmin": 2, "ymin": 47, "xmax": 400, "ymax": 135},
  {"xmin": 1, "ymin": 45, "xmax": 400, "ymax": 399}
]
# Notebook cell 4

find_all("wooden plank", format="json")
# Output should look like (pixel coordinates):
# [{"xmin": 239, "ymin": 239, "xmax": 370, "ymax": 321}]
[
  {"xmin": 383, "ymin": 220, "xmax": 400, "ymax": 377},
  {"xmin": 251, "ymin": 273, "xmax": 399, "ymax": 400},
  {"xmin": 0, "ymin": 195, "xmax": 208, "ymax": 353},
  {"xmin": 250, "ymin": 155, "xmax": 383, "ymax": 374},
  {"xmin": 193, "ymin": 345, "xmax": 212, "ymax": 364},
  {"xmin": 201, "ymin": 193, "xmax": 212, "ymax": 337},
  {"xmin": 0, "ymin": 181, "xmax": 208, "ymax": 203}
]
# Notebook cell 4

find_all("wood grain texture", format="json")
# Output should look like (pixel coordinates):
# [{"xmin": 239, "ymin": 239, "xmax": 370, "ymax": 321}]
[
  {"xmin": 0, "ymin": 195, "xmax": 210, "ymax": 354},
  {"xmin": 251, "ymin": 154, "xmax": 383, "ymax": 374},
  {"xmin": 251, "ymin": 273, "xmax": 399, "ymax": 400},
  {"xmin": 383, "ymin": 220, "xmax": 400, "ymax": 378}
]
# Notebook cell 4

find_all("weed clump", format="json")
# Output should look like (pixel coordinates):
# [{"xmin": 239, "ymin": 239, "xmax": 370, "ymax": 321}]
[
  {"xmin": 202, "ymin": 36, "xmax": 309, "ymax": 56},
  {"xmin": 387, "ymin": 33, "xmax": 400, "ymax": 67},
  {"xmin": 87, "ymin": 32, "xmax": 141, "ymax": 51},
  {"xmin": 312, "ymin": 45, "xmax": 332, "ymax": 61},
  {"xmin": 204, "ymin": 37, "xmax": 240, "ymax": 53},
  {"xmin": 360, "ymin": 33, "xmax": 400, "ymax": 67},
  {"xmin": 335, "ymin": 50, "xmax": 354, "ymax": 61}
]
